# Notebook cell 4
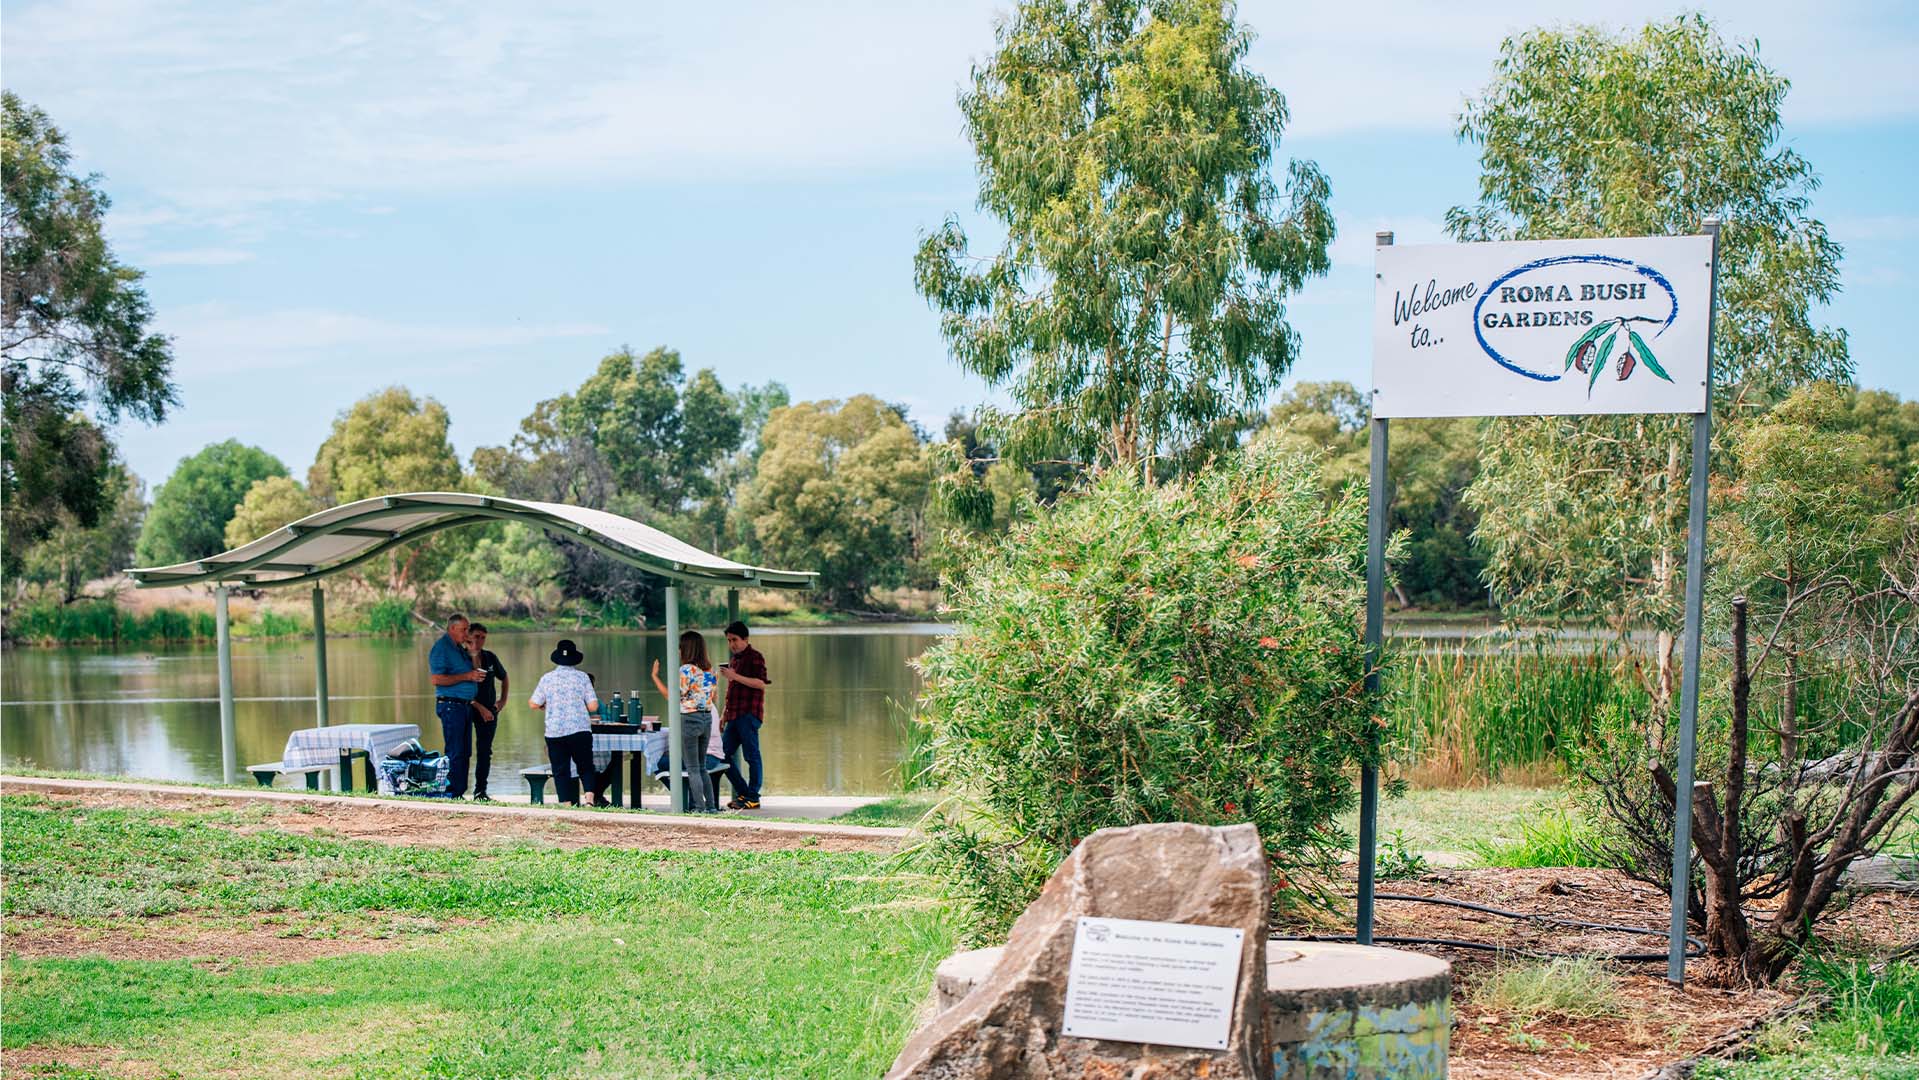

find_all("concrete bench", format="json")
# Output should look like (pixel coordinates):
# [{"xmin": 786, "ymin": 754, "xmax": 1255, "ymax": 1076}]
[
  {"xmin": 247, "ymin": 762, "xmax": 331, "ymax": 790},
  {"xmin": 653, "ymin": 759, "xmax": 732, "ymax": 811}
]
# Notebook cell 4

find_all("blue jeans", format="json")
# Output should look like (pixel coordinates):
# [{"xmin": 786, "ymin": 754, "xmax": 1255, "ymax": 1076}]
[
  {"xmin": 437, "ymin": 698, "xmax": 472, "ymax": 798},
  {"xmin": 722, "ymin": 714, "xmax": 762, "ymax": 801}
]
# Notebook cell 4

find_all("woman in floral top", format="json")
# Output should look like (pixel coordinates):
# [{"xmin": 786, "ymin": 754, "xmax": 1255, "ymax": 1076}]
[{"xmin": 650, "ymin": 630, "xmax": 718, "ymax": 812}]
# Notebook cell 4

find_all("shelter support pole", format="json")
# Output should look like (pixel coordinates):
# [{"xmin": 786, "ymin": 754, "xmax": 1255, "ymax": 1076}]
[
  {"xmin": 312, "ymin": 586, "xmax": 330, "ymax": 728},
  {"xmin": 216, "ymin": 585, "xmax": 237, "ymax": 785},
  {"xmin": 666, "ymin": 585, "xmax": 683, "ymax": 812},
  {"xmin": 1358, "ymin": 230, "xmax": 1393, "ymax": 946},
  {"xmin": 1669, "ymin": 217, "xmax": 1721, "ymax": 985},
  {"xmin": 726, "ymin": 588, "xmax": 739, "ymax": 628}
]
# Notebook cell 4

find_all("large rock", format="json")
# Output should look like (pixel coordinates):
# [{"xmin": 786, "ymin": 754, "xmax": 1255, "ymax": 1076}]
[{"xmin": 886, "ymin": 822, "xmax": 1270, "ymax": 1079}]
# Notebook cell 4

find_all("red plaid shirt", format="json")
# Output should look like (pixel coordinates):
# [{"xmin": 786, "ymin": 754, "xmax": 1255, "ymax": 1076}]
[{"xmin": 722, "ymin": 645, "xmax": 768, "ymax": 723}]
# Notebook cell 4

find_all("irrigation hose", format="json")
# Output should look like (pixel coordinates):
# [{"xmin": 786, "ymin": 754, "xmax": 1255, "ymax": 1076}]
[{"xmin": 1280, "ymin": 891, "xmax": 1706, "ymax": 962}]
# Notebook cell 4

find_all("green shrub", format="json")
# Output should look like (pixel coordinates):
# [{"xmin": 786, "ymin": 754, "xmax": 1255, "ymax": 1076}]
[
  {"xmin": 250, "ymin": 609, "xmax": 305, "ymax": 638},
  {"xmin": 1466, "ymin": 809, "xmax": 1612, "ymax": 869},
  {"xmin": 363, "ymin": 597, "xmax": 416, "ymax": 637},
  {"xmin": 1473, "ymin": 956, "xmax": 1621, "ymax": 1022},
  {"xmin": 915, "ymin": 445, "xmax": 1390, "ymax": 939}
]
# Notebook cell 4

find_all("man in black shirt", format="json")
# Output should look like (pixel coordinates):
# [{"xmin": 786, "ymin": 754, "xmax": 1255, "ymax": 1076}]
[{"xmin": 466, "ymin": 623, "xmax": 510, "ymax": 801}]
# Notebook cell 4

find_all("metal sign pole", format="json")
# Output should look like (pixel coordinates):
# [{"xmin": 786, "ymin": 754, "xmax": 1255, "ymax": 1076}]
[
  {"xmin": 1667, "ymin": 217, "xmax": 1721, "ymax": 984},
  {"xmin": 1359, "ymin": 230, "xmax": 1394, "ymax": 946}
]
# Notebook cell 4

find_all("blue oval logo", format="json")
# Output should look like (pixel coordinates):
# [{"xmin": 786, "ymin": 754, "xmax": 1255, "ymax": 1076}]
[{"xmin": 1473, "ymin": 254, "xmax": 1680, "ymax": 390}]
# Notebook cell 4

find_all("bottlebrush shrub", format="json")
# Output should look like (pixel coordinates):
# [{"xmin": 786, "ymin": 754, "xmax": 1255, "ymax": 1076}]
[{"xmin": 913, "ymin": 444, "xmax": 1396, "ymax": 940}]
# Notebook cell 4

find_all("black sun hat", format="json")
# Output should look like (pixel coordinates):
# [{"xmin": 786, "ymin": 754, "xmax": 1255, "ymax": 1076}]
[{"xmin": 550, "ymin": 639, "xmax": 584, "ymax": 666}]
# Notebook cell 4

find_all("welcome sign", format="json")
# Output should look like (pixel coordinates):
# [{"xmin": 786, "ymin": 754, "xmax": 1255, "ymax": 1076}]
[{"xmin": 1372, "ymin": 235, "xmax": 1714, "ymax": 417}]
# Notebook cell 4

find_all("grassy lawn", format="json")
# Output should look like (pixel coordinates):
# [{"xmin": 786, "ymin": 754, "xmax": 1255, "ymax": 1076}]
[
  {"xmin": 1339, "ymin": 783, "xmax": 1571, "ymax": 858},
  {"xmin": 2, "ymin": 794, "xmax": 956, "ymax": 1079}
]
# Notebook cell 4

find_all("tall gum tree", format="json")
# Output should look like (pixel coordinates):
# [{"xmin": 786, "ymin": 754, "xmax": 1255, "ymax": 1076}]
[
  {"xmin": 914, "ymin": 0, "xmax": 1333, "ymax": 482},
  {"xmin": 1452, "ymin": 16, "xmax": 1849, "ymax": 714}
]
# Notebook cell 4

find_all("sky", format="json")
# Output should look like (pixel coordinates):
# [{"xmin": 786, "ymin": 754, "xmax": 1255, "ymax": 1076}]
[{"xmin": 5, "ymin": 0, "xmax": 1917, "ymax": 489}]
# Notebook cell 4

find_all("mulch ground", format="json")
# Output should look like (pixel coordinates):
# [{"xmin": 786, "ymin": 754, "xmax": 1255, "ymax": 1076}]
[{"xmin": 1281, "ymin": 865, "xmax": 1917, "ymax": 1080}]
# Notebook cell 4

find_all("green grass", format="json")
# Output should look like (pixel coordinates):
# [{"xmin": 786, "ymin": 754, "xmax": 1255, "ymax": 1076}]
[
  {"xmin": 1472, "ymin": 955, "xmax": 1622, "ymax": 1023},
  {"xmin": 1, "ymin": 794, "xmax": 956, "ymax": 1079},
  {"xmin": 1696, "ymin": 957, "xmax": 1919, "ymax": 1079},
  {"xmin": 1466, "ymin": 809, "xmax": 1613, "ymax": 869},
  {"xmin": 1340, "ymin": 784, "xmax": 1569, "ymax": 859},
  {"xmin": 828, "ymin": 794, "xmax": 940, "ymax": 828}
]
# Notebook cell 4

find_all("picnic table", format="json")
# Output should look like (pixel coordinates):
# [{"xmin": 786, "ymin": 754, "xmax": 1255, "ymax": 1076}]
[
  {"xmin": 282, "ymin": 723, "xmax": 420, "ymax": 793},
  {"xmin": 591, "ymin": 726, "xmax": 665, "ymax": 808}
]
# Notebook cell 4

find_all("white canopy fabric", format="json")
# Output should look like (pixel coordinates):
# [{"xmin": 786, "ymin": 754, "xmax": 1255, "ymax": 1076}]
[{"xmin": 127, "ymin": 491, "xmax": 815, "ymax": 590}]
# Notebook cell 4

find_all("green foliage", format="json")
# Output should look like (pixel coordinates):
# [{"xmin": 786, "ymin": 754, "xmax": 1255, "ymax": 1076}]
[
  {"xmin": 443, "ymin": 521, "xmax": 566, "ymax": 617},
  {"xmin": 135, "ymin": 439, "xmax": 287, "ymax": 567},
  {"xmin": 1376, "ymin": 830, "xmax": 1430, "ymax": 880},
  {"xmin": 1, "ymin": 93, "xmax": 177, "ymax": 576},
  {"xmin": 5, "ymin": 599, "xmax": 214, "ymax": 644},
  {"xmin": 15, "ymin": 464, "xmax": 142, "ymax": 602},
  {"xmin": 914, "ymin": 0, "xmax": 1333, "ymax": 476},
  {"xmin": 1697, "ymin": 959, "xmax": 1919, "ymax": 1079},
  {"xmin": 915, "ymin": 443, "xmax": 1386, "ymax": 938},
  {"xmin": 307, "ymin": 386, "xmax": 461, "ymax": 593},
  {"xmin": 1455, "ymin": 16, "xmax": 1851, "ymax": 711},
  {"xmin": 1391, "ymin": 645, "xmax": 1649, "ymax": 783},
  {"xmin": 1253, "ymin": 381, "xmax": 1486, "ymax": 607},
  {"xmin": 742, "ymin": 395, "xmax": 932, "ymax": 609},
  {"xmin": 1472, "ymin": 956, "xmax": 1621, "ymax": 1023},
  {"xmin": 1465, "ymin": 810, "xmax": 1611, "ymax": 869},
  {"xmin": 361, "ymin": 596, "xmax": 416, "ymax": 637},
  {"xmin": 223, "ymin": 474, "xmax": 320, "ymax": 548}
]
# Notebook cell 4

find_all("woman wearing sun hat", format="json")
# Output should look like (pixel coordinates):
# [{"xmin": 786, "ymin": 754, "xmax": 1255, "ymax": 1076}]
[{"xmin": 528, "ymin": 638, "xmax": 601, "ymax": 805}]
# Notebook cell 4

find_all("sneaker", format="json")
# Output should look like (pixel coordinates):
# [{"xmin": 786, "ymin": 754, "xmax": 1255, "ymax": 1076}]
[
  {"xmin": 726, "ymin": 797, "xmax": 748, "ymax": 810},
  {"xmin": 742, "ymin": 799, "xmax": 761, "ymax": 810},
  {"xmin": 473, "ymin": 793, "xmax": 492, "ymax": 802}
]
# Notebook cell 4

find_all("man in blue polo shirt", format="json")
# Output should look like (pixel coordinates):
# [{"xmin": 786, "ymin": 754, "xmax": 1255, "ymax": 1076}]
[{"xmin": 428, "ymin": 613, "xmax": 486, "ymax": 798}]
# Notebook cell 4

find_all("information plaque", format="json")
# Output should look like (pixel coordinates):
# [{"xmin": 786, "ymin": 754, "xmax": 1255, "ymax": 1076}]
[{"xmin": 1058, "ymin": 916, "xmax": 1246, "ymax": 1051}]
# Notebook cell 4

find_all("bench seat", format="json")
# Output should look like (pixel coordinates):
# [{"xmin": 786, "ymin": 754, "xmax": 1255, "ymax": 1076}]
[{"xmin": 248, "ymin": 762, "xmax": 331, "ymax": 790}]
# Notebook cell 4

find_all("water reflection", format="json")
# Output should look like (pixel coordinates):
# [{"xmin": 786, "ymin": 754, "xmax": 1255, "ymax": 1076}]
[{"xmin": 1, "ymin": 627, "xmax": 944, "ymax": 795}]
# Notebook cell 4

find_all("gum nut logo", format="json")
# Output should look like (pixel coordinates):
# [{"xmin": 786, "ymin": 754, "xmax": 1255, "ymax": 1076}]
[
  {"xmin": 1086, "ymin": 923, "xmax": 1112, "ymax": 943},
  {"xmin": 1473, "ymin": 253, "xmax": 1681, "ymax": 394}
]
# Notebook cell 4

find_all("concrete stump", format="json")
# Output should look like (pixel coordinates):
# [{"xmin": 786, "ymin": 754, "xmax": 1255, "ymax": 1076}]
[{"xmin": 931, "ymin": 940, "xmax": 1450, "ymax": 1080}]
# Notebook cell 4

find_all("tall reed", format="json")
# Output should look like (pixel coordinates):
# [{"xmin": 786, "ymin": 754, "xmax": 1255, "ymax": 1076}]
[{"xmin": 1387, "ymin": 643, "xmax": 1650, "ymax": 787}]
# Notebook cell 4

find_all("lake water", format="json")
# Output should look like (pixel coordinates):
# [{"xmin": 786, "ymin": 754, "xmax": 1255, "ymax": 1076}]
[{"xmin": 1, "ymin": 625, "xmax": 949, "ymax": 795}]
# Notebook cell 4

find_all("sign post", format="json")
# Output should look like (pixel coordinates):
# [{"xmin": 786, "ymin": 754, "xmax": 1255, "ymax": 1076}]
[{"xmin": 1365, "ymin": 226, "xmax": 1720, "ymax": 983}]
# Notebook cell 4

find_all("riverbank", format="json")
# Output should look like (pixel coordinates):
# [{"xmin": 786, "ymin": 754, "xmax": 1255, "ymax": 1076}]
[{"xmin": 1, "ymin": 584, "xmax": 952, "ymax": 646}]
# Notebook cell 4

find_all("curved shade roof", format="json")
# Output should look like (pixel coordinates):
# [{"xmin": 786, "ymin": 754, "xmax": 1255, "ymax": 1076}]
[{"xmin": 127, "ymin": 491, "xmax": 816, "ymax": 591}]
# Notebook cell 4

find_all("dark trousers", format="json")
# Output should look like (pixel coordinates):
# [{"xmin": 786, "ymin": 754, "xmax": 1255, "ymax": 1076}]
[
  {"xmin": 437, "ymin": 698, "xmax": 472, "ymax": 798},
  {"xmin": 545, "ymin": 731, "xmax": 597, "ymax": 805},
  {"xmin": 472, "ymin": 710, "xmax": 497, "ymax": 796},
  {"xmin": 722, "ymin": 714, "xmax": 762, "ymax": 801}
]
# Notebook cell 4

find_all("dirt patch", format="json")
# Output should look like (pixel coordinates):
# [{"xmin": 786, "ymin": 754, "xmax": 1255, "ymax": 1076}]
[
  {"xmin": 2, "ymin": 911, "xmax": 474, "ymax": 966},
  {"xmin": 10, "ymin": 781, "xmax": 901, "ymax": 855},
  {"xmin": 2, "ymin": 1043, "xmax": 163, "ymax": 1079},
  {"xmin": 1271, "ymin": 865, "xmax": 1912, "ymax": 1080}
]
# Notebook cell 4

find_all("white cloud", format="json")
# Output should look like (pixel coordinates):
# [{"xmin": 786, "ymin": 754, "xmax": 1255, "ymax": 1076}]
[
  {"xmin": 142, "ymin": 247, "xmax": 255, "ymax": 266},
  {"xmin": 157, "ymin": 302, "xmax": 609, "ymax": 376},
  {"xmin": 8, "ymin": 0, "xmax": 1910, "ymax": 260}
]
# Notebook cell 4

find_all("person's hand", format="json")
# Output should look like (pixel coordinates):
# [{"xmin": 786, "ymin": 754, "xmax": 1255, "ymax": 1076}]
[
  {"xmin": 469, "ymin": 669, "xmax": 486, "ymax": 682},
  {"xmin": 651, "ymin": 658, "xmax": 660, "ymax": 676}
]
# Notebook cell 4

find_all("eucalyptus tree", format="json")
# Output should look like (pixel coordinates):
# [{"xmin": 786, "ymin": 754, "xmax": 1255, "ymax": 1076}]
[
  {"xmin": 2, "ymin": 93, "xmax": 176, "ymax": 572},
  {"xmin": 1453, "ymin": 16, "xmax": 1849, "ymax": 711},
  {"xmin": 914, "ymin": 0, "xmax": 1333, "ymax": 481}
]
